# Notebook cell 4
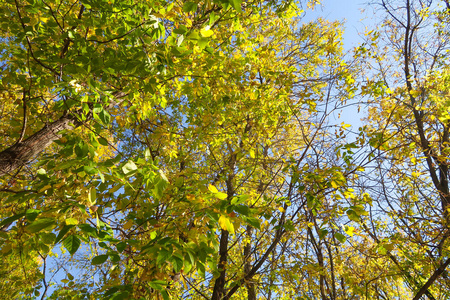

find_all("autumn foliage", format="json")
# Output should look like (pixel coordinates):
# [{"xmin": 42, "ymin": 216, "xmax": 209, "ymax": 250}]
[{"xmin": 1, "ymin": 0, "xmax": 450, "ymax": 299}]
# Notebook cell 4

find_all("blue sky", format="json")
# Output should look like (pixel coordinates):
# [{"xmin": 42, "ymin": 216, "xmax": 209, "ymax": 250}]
[
  {"xmin": 302, "ymin": 1, "xmax": 378, "ymax": 134},
  {"xmin": 305, "ymin": 0, "xmax": 375, "ymax": 48}
]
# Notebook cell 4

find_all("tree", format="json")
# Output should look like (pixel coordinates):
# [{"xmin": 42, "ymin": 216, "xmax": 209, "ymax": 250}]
[
  {"xmin": 0, "ymin": 0, "xmax": 359, "ymax": 299},
  {"xmin": 9, "ymin": 0, "xmax": 450, "ymax": 299},
  {"xmin": 351, "ymin": 0, "xmax": 450, "ymax": 298}
]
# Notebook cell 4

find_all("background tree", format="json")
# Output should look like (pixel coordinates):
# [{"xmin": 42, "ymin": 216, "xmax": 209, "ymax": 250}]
[{"xmin": 351, "ymin": 0, "xmax": 450, "ymax": 298}]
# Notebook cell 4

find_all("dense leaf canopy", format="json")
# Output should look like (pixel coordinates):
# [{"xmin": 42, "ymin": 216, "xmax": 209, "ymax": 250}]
[{"xmin": 1, "ymin": 0, "xmax": 450, "ymax": 299}]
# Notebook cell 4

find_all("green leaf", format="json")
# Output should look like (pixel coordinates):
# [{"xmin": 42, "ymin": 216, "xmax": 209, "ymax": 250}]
[
  {"xmin": 350, "ymin": 205, "xmax": 368, "ymax": 216},
  {"xmin": 110, "ymin": 254, "xmax": 121, "ymax": 263},
  {"xmin": 187, "ymin": 31, "xmax": 200, "ymax": 40},
  {"xmin": 92, "ymin": 254, "xmax": 109, "ymax": 265},
  {"xmin": 171, "ymin": 256, "xmax": 184, "ymax": 273},
  {"xmin": 161, "ymin": 290, "xmax": 170, "ymax": 300},
  {"xmin": 88, "ymin": 186, "xmax": 96, "ymax": 205},
  {"xmin": 98, "ymin": 137, "xmax": 108, "ymax": 146},
  {"xmin": 63, "ymin": 235, "xmax": 81, "ymax": 255},
  {"xmin": 116, "ymin": 241, "xmax": 127, "ymax": 253},
  {"xmin": 318, "ymin": 228, "xmax": 328, "ymax": 239},
  {"xmin": 78, "ymin": 224, "xmax": 98, "ymax": 237},
  {"xmin": 173, "ymin": 25, "xmax": 188, "ymax": 35},
  {"xmin": 55, "ymin": 225, "xmax": 74, "ymax": 244},
  {"xmin": 245, "ymin": 216, "xmax": 261, "ymax": 230},
  {"xmin": 67, "ymin": 273, "xmax": 74, "ymax": 280},
  {"xmin": 75, "ymin": 142, "xmax": 89, "ymax": 158},
  {"xmin": 41, "ymin": 233, "xmax": 56, "ymax": 245},
  {"xmin": 83, "ymin": 165, "xmax": 97, "ymax": 175},
  {"xmin": 26, "ymin": 218, "xmax": 56, "ymax": 233},
  {"xmin": 334, "ymin": 232, "xmax": 346, "ymax": 243},
  {"xmin": 99, "ymin": 109, "xmax": 111, "ymax": 125},
  {"xmin": 283, "ymin": 220, "xmax": 295, "ymax": 231},
  {"xmin": 234, "ymin": 204, "xmax": 249, "ymax": 216},
  {"xmin": 149, "ymin": 280, "xmax": 167, "ymax": 291},
  {"xmin": 229, "ymin": 0, "xmax": 242, "ymax": 12},
  {"xmin": 377, "ymin": 244, "xmax": 387, "ymax": 255},
  {"xmin": 25, "ymin": 209, "xmax": 40, "ymax": 222},
  {"xmin": 111, "ymin": 291, "xmax": 130, "ymax": 300},
  {"xmin": 346, "ymin": 209, "xmax": 360, "ymax": 222},
  {"xmin": 153, "ymin": 177, "xmax": 167, "ymax": 199},
  {"xmin": 182, "ymin": 1, "xmax": 197, "ymax": 13}
]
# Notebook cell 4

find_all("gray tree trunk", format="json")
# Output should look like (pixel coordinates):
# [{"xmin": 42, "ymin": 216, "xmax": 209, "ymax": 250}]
[{"xmin": 0, "ymin": 114, "xmax": 79, "ymax": 177}]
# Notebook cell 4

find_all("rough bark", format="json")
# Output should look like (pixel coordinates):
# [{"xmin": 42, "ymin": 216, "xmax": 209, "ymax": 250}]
[
  {"xmin": 0, "ymin": 92, "xmax": 126, "ymax": 178},
  {"xmin": 0, "ymin": 114, "xmax": 79, "ymax": 177},
  {"xmin": 243, "ymin": 226, "xmax": 256, "ymax": 300},
  {"xmin": 211, "ymin": 229, "xmax": 230, "ymax": 300}
]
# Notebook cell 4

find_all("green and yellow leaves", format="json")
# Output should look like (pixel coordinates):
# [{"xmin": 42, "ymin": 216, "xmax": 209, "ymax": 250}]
[
  {"xmin": 346, "ymin": 205, "xmax": 368, "ymax": 223},
  {"xmin": 209, "ymin": 184, "xmax": 228, "ymax": 200},
  {"xmin": 0, "ymin": 0, "xmax": 373, "ymax": 299}
]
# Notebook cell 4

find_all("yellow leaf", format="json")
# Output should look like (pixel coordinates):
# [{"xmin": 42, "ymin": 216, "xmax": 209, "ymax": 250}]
[
  {"xmin": 278, "ymin": 207, "xmax": 285, "ymax": 213},
  {"xmin": 208, "ymin": 184, "xmax": 218, "ymax": 193},
  {"xmin": 200, "ymin": 26, "xmax": 214, "ymax": 37},
  {"xmin": 410, "ymin": 89, "xmax": 421, "ymax": 97},
  {"xmin": 123, "ymin": 219, "xmax": 134, "ymax": 230},
  {"xmin": 344, "ymin": 226, "xmax": 355, "ymax": 237},
  {"xmin": 218, "ymin": 215, "xmax": 227, "ymax": 230},
  {"xmin": 218, "ymin": 215, "xmax": 234, "ymax": 234},
  {"xmin": 65, "ymin": 218, "xmax": 78, "ymax": 225},
  {"xmin": 215, "ymin": 192, "xmax": 228, "ymax": 200}
]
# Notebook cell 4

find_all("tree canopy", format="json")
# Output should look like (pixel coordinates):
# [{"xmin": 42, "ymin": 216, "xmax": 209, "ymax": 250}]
[{"xmin": 1, "ymin": 0, "xmax": 450, "ymax": 299}]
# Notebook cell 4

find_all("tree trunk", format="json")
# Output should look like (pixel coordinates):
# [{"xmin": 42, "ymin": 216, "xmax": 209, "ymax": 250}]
[
  {"xmin": 0, "ymin": 92, "xmax": 126, "ymax": 178},
  {"xmin": 211, "ymin": 229, "xmax": 229, "ymax": 300},
  {"xmin": 244, "ymin": 226, "xmax": 256, "ymax": 300},
  {"xmin": 0, "ymin": 114, "xmax": 79, "ymax": 177}
]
